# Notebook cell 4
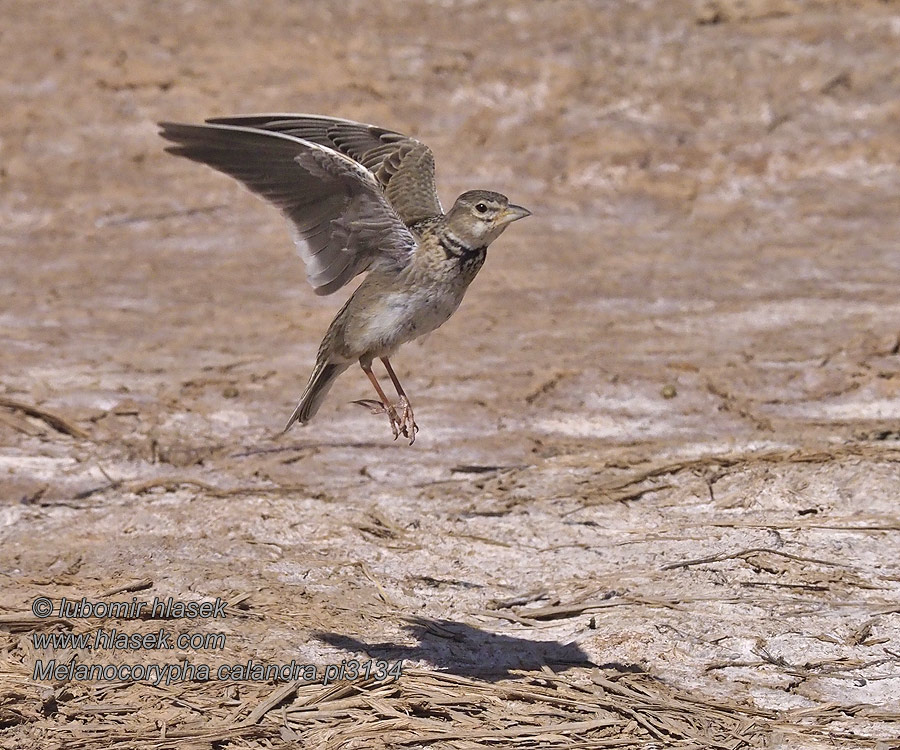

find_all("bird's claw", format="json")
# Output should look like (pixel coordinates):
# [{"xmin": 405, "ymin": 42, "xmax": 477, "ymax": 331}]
[
  {"xmin": 387, "ymin": 405, "xmax": 402, "ymax": 440},
  {"xmin": 352, "ymin": 399, "xmax": 404, "ymax": 441},
  {"xmin": 352, "ymin": 399, "xmax": 387, "ymax": 415},
  {"xmin": 397, "ymin": 396, "xmax": 419, "ymax": 445},
  {"xmin": 351, "ymin": 397, "xmax": 418, "ymax": 444}
]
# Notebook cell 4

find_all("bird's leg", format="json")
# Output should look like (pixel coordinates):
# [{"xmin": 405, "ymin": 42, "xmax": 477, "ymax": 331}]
[
  {"xmin": 355, "ymin": 362, "xmax": 402, "ymax": 440},
  {"xmin": 381, "ymin": 357, "xmax": 418, "ymax": 444}
]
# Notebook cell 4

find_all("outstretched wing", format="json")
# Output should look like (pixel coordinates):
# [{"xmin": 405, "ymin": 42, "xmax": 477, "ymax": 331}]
[
  {"xmin": 206, "ymin": 114, "xmax": 443, "ymax": 226},
  {"xmin": 159, "ymin": 122, "xmax": 417, "ymax": 296}
]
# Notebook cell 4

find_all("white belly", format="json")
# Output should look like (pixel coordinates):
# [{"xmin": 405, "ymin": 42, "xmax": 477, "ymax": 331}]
[{"xmin": 358, "ymin": 287, "xmax": 463, "ymax": 357}]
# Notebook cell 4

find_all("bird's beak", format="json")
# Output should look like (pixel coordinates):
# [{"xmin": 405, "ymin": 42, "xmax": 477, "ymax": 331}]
[{"xmin": 498, "ymin": 204, "xmax": 532, "ymax": 224}]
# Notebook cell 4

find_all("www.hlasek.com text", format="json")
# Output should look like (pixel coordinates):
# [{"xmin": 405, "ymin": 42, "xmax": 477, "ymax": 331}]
[{"xmin": 32, "ymin": 626, "xmax": 226, "ymax": 652}]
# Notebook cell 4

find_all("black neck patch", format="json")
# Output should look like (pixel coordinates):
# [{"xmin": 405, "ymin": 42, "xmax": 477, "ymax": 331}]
[{"xmin": 438, "ymin": 233, "xmax": 484, "ymax": 261}]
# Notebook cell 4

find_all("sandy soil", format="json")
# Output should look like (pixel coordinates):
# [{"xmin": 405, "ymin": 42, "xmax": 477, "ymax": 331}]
[{"xmin": 2, "ymin": 1, "xmax": 899, "ymax": 748}]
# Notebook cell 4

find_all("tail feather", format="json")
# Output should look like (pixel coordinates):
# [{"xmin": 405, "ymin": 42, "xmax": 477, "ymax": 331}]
[{"xmin": 283, "ymin": 361, "xmax": 349, "ymax": 432}]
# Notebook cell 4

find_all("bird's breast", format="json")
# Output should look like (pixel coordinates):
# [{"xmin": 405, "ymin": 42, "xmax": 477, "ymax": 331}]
[{"xmin": 354, "ymin": 282, "xmax": 467, "ymax": 356}]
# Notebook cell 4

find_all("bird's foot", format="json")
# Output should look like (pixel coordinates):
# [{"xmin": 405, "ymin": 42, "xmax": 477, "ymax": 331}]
[
  {"xmin": 397, "ymin": 396, "xmax": 419, "ymax": 445},
  {"xmin": 351, "ymin": 399, "xmax": 404, "ymax": 440}
]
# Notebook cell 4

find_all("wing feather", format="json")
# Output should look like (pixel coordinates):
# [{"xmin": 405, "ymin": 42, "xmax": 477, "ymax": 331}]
[
  {"xmin": 159, "ymin": 122, "xmax": 417, "ymax": 296},
  {"xmin": 205, "ymin": 113, "xmax": 443, "ymax": 225}
]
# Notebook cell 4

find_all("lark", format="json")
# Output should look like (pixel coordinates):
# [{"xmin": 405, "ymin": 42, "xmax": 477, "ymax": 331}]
[{"xmin": 159, "ymin": 114, "xmax": 530, "ymax": 444}]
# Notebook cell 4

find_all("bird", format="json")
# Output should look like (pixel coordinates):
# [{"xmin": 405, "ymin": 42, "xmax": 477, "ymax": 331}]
[{"xmin": 158, "ymin": 114, "xmax": 530, "ymax": 444}]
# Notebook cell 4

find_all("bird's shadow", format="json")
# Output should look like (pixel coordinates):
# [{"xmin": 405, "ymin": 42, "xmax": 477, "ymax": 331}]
[{"xmin": 314, "ymin": 616, "xmax": 597, "ymax": 681}]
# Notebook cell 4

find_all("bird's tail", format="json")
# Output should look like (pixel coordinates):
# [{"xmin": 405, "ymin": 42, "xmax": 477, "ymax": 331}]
[{"xmin": 283, "ymin": 360, "xmax": 350, "ymax": 432}]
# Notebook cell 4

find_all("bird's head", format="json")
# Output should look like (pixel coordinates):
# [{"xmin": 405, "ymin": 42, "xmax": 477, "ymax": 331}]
[{"xmin": 444, "ymin": 190, "xmax": 531, "ymax": 246}]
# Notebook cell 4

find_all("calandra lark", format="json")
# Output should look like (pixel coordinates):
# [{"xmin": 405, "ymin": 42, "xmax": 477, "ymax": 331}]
[{"xmin": 159, "ymin": 114, "xmax": 530, "ymax": 444}]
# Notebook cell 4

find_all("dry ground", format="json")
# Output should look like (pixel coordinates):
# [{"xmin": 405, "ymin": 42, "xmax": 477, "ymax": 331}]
[{"xmin": 2, "ymin": 1, "xmax": 899, "ymax": 748}]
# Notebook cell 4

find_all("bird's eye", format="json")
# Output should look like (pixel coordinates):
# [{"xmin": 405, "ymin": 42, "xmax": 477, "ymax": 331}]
[{"xmin": 475, "ymin": 203, "xmax": 488, "ymax": 213}]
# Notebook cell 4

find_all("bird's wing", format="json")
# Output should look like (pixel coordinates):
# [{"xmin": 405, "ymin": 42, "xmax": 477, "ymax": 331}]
[
  {"xmin": 205, "ymin": 114, "xmax": 443, "ymax": 226},
  {"xmin": 159, "ymin": 122, "xmax": 417, "ymax": 296}
]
